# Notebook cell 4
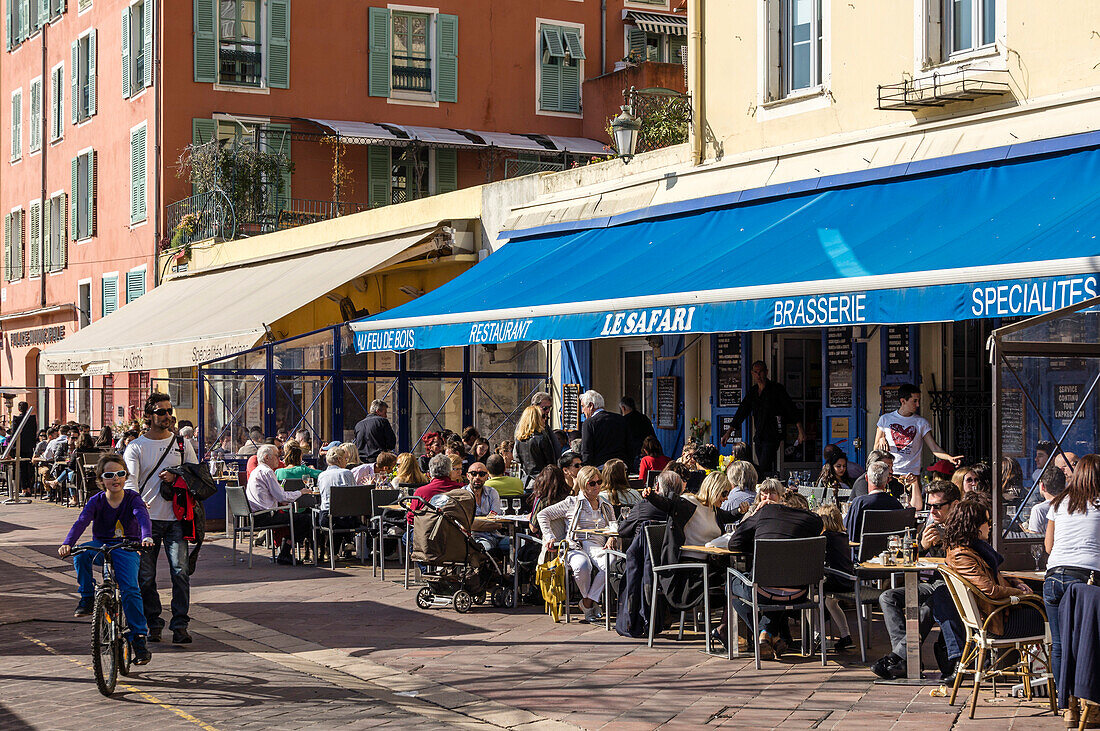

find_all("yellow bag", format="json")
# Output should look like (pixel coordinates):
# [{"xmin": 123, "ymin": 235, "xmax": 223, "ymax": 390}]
[{"xmin": 535, "ymin": 545, "xmax": 567, "ymax": 622}]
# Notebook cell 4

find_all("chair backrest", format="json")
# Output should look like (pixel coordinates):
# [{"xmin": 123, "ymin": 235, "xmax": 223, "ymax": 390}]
[
  {"xmin": 837, "ymin": 487, "xmax": 852, "ymax": 502},
  {"xmin": 329, "ymin": 486, "xmax": 373, "ymax": 518},
  {"xmin": 644, "ymin": 524, "xmax": 669, "ymax": 569},
  {"xmin": 684, "ymin": 470, "xmax": 706, "ymax": 494},
  {"xmin": 226, "ymin": 486, "xmax": 252, "ymax": 517},
  {"xmin": 281, "ymin": 478, "xmax": 305, "ymax": 494},
  {"xmin": 80, "ymin": 452, "xmax": 101, "ymax": 468},
  {"xmin": 857, "ymin": 530, "xmax": 903, "ymax": 563},
  {"xmin": 371, "ymin": 488, "xmax": 401, "ymax": 516},
  {"xmin": 646, "ymin": 470, "xmax": 661, "ymax": 489},
  {"xmin": 752, "ymin": 536, "xmax": 826, "ymax": 587},
  {"xmin": 937, "ymin": 564, "xmax": 986, "ymax": 632},
  {"xmin": 860, "ymin": 508, "xmax": 916, "ymax": 537}
]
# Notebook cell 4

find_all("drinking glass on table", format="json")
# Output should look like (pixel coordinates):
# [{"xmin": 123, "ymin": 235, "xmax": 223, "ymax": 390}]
[
  {"xmin": 511, "ymin": 498, "xmax": 522, "ymax": 515},
  {"xmin": 1030, "ymin": 544, "xmax": 1043, "ymax": 571}
]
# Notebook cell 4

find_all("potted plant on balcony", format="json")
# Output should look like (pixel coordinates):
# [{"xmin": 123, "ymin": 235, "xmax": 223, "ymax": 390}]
[{"xmin": 169, "ymin": 213, "xmax": 198, "ymax": 260}]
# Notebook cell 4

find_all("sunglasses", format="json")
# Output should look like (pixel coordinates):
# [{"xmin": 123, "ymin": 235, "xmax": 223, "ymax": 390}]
[
  {"xmin": 587, "ymin": 479, "xmax": 602, "ymax": 486},
  {"xmin": 101, "ymin": 470, "xmax": 128, "ymax": 479},
  {"xmin": 467, "ymin": 470, "xmax": 488, "ymax": 477},
  {"xmin": 152, "ymin": 408, "xmax": 174, "ymax": 416},
  {"xmin": 928, "ymin": 500, "xmax": 956, "ymax": 509}
]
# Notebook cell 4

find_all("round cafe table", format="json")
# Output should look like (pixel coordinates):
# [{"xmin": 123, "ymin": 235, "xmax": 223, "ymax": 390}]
[{"xmin": 858, "ymin": 558, "xmax": 943, "ymax": 684}]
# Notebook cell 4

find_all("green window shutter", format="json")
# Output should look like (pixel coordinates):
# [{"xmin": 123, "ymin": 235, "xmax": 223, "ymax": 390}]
[
  {"xmin": 42, "ymin": 196, "xmax": 51, "ymax": 271},
  {"xmin": 540, "ymin": 61, "xmax": 560, "ymax": 111},
  {"xmin": 435, "ymin": 13, "xmax": 457, "ymax": 103},
  {"xmin": 71, "ymin": 156, "xmax": 78, "ymax": 239},
  {"xmin": 121, "ymin": 6, "xmax": 131, "ymax": 99},
  {"xmin": 368, "ymin": 6, "xmax": 391, "ymax": 98},
  {"xmin": 628, "ymin": 27, "xmax": 646, "ymax": 58},
  {"xmin": 11, "ymin": 91, "xmax": 20, "ymax": 161},
  {"xmin": 435, "ymin": 148, "xmax": 457, "ymax": 194},
  {"xmin": 87, "ymin": 28, "xmax": 96, "ymax": 115},
  {"xmin": 28, "ymin": 201, "xmax": 40, "ymax": 277},
  {"xmin": 193, "ymin": 0, "xmax": 216, "ymax": 83},
  {"xmin": 143, "ymin": 0, "xmax": 153, "ymax": 88},
  {"xmin": 267, "ymin": 0, "xmax": 290, "ymax": 89},
  {"xmin": 264, "ymin": 124, "xmax": 291, "ymax": 201},
  {"xmin": 3, "ymin": 214, "xmax": 11, "ymax": 282},
  {"xmin": 70, "ymin": 40, "xmax": 79, "ymax": 123},
  {"xmin": 14, "ymin": 211, "xmax": 24, "ymax": 278},
  {"xmin": 29, "ymin": 0, "xmax": 38, "ymax": 32},
  {"xmin": 19, "ymin": 0, "xmax": 27, "ymax": 40},
  {"xmin": 29, "ymin": 80, "xmax": 41, "ymax": 152},
  {"xmin": 6, "ymin": 2, "xmax": 12, "ymax": 51},
  {"xmin": 562, "ymin": 29, "xmax": 585, "ymax": 59},
  {"xmin": 87, "ymin": 149, "xmax": 96, "ymax": 236},
  {"xmin": 58, "ymin": 193, "xmax": 67, "ymax": 266},
  {"xmin": 542, "ymin": 26, "xmax": 564, "ymax": 58},
  {"xmin": 38, "ymin": 0, "xmax": 46, "ymax": 28},
  {"xmin": 192, "ymin": 117, "xmax": 217, "ymax": 145},
  {"xmin": 126, "ymin": 269, "xmax": 145, "ymax": 302},
  {"xmin": 102, "ymin": 275, "xmax": 118, "ymax": 316},
  {"xmin": 131, "ymin": 126, "xmax": 146, "ymax": 223},
  {"xmin": 368, "ymin": 145, "xmax": 391, "ymax": 208},
  {"xmin": 560, "ymin": 61, "xmax": 580, "ymax": 113}
]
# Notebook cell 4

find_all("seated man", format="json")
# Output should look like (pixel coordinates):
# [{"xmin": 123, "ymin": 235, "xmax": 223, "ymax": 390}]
[
  {"xmin": 726, "ymin": 478, "xmax": 825, "ymax": 658},
  {"xmin": 245, "ymin": 445, "xmax": 314, "ymax": 555},
  {"xmin": 1026, "ymin": 466, "xmax": 1066, "ymax": 535},
  {"xmin": 872, "ymin": 480, "xmax": 965, "ymax": 680},
  {"xmin": 485, "ymin": 454, "xmax": 524, "ymax": 499},
  {"xmin": 465, "ymin": 462, "xmax": 509, "ymax": 556},
  {"xmin": 844, "ymin": 461, "xmax": 904, "ymax": 545},
  {"xmin": 849, "ymin": 450, "xmax": 906, "ymax": 502}
]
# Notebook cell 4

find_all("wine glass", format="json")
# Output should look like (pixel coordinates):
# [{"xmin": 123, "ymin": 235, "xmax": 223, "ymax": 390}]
[
  {"xmin": 1030, "ymin": 544, "xmax": 1043, "ymax": 571},
  {"xmin": 511, "ymin": 498, "xmax": 522, "ymax": 515}
]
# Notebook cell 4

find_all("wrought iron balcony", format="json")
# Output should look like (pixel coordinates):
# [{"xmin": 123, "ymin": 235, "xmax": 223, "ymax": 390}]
[
  {"xmin": 220, "ymin": 40, "xmax": 262, "ymax": 87},
  {"xmin": 878, "ymin": 68, "xmax": 1011, "ymax": 111},
  {"xmin": 392, "ymin": 55, "xmax": 432, "ymax": 92}
]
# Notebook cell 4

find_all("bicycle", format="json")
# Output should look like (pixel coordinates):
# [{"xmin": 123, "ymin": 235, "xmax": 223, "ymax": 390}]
[{"xmin": 69, "ymin": 541, "xmax": 142, "ymax": 697}]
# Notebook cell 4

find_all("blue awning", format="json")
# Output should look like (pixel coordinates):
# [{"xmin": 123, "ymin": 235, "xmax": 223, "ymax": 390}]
[{"xmin": 351, "ymin": 144, "xmax": 1100, "ymax": 352}]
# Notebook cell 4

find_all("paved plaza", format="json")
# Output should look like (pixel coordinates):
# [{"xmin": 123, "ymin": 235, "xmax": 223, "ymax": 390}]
[{"xmin": 0, "ymin": 501, "xmax": 1062, "ymax": 730}]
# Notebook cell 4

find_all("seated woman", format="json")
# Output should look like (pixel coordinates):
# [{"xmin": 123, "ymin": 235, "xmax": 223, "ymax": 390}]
[
  {"xmin": 815, "ymin": 504, "xmax": 854, "ymax": 652},
  {"xmin": 600, "ymin": 458, "xmax": 641, "ymax": 518},
  {"xmin": 817, "ymin": 450, "xmax": 854, "ymax": 504},
  {"xmin": 527, "ymin": 465, "xmax": 571, "ymax": 537},
  {"xmin": 537, "ymin": 465, "xmax": 618, "ymax": 623},
  {"xmin": 645, "ymin": 471, "xmax": 738, "ymax": 560},
  {"xmin": 721, "ymin": 460, "xmax": 759, "ymax": 517},
  {"xmin": 393, "ymin": 452, "xmax": 428, "ymax": 494},
  {"xmin": 944, "ymin": 497, "xmax": 1043, "ymax": 640},
  {"xmin": 637, "ymin": 436, "xmax": 671, "ymax": 485},
  {"xmin": 275, "ymin": 440, "xmax": 322, "ymax": 482}
]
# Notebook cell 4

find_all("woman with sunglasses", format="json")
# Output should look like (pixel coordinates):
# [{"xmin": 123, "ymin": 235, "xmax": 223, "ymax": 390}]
[
  {"xmin": 537, "ymin": 465, "xmax": 617, "ymax": 623},
  {"xmin": 59, "ymin": 454, "xmax": 155, "ymax": 665}
]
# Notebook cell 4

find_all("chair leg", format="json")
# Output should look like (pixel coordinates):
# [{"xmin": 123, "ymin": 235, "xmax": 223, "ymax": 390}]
[
  {"xmin": 819, "ymin": 592, "xmax": 827, "ymax": 666},
  {"xmin": 247, "ymin": 522, "xmax": 254, "ymax": 569},
  {"xmin": 727, "ymin": 575, "xmax": 736, "ymax": 660},
  {"xmin": 328, "ymin": 529, "xmax": 336, "ymax": 571},
  {"xmin": 678, "ymin": 611, "xmax": 686, "ymax": 641},
  {"xmin": 1081, "ymin": 702, "xmax": 1094, "ymax": 731},
  {"xmin": 703, "ymin": 571, "xmax": 712, "ymax": 655},
  {"xmin": 647, "ymin": 578, "xmax": 658, "ymax": 647},
  {"xmin": 969, "ymin": 643, "xmax": 986, "ymax": 719},
  {"xmin": 752, "ymin": 594, "xmax": 762, "ymax": 671},
  {"xmin": 949, "ymin": 639, "xmax": 972, "ymax": 706}
]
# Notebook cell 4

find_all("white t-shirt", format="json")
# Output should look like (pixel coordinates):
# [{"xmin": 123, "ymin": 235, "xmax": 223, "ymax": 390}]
[
  {"xmin": 124, "ymin": 434, "xmax": 199, "ymax": 521},
  {"xmin": 1047, "ymin": 499, "xmax": 1100, "ymax": 572},
  {"xmin": 1027, "ymin": 499, "xmax": 1052, "ymax": 534},
  {"xmin": 876, "ymin": 410, "xmax": 932, "ymax": 476}
]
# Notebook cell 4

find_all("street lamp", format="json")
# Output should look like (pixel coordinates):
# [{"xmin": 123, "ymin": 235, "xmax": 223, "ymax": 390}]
[{"xmin": 611, "ymin": 87, "xmax": 642, "ymax": 162}]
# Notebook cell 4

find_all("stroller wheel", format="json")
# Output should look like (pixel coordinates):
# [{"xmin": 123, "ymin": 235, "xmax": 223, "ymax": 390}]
[
  {"xmin": 490, "ymin": 587, "xmax": 506, "ymax": 607},
  {"xmin": 415, "ymin": 587, "xmax": 434, "ymax": 609},
  {"xmin": 473, "ymin": 592, "xmax": 486, "ymax": 605},
  {"xmin": 453, "ymin": 590, "xmax": 473, "ymax": 614}
]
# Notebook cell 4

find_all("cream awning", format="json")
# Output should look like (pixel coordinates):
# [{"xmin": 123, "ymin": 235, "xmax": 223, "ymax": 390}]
[{"xmin": 40, "ymin": 224, "xmax": 448, "ymax": 375}]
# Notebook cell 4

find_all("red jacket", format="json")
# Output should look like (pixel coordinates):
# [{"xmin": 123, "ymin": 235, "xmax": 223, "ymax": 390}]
[{"xmin": 407, "ymin": 478, "xmax": 463, "ymax": 524}]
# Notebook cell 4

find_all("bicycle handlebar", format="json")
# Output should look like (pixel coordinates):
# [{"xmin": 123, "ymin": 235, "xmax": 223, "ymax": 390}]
[{"xmin": 69, "ymin": 540, "xmax": 143, "ymax": 557}]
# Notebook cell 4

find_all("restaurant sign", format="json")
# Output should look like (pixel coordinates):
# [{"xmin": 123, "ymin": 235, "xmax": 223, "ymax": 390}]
[
  {"xmin": 354, "ymin": 272, "xmax": 1100, "ymax": 352},
  {"xmin": 6, "ymin": 324, "xmax": 67, "ymax": 349}
]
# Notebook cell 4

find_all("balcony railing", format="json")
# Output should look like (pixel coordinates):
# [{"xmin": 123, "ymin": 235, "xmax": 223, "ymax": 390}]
[
  {"xmin": 165, "ymin": 194, "xmax": 367, "ymax": 249},
  {"xmin": 220, "ymin": 40, "xmax": 262, "ymax": 87},
  {"xmin": 392, "ymin": 55, "xmax": 432, "ymax": 92}
]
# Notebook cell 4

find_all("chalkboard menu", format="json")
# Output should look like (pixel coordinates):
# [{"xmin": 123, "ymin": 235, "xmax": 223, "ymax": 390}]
[
  {"xmin": 880, "ymin": 385, "xmax": 900, "ymax": 415},
  {"xmin": 561, "ymin": 383, "xmax": 582, "ymax": 431},
  {"xmin": 718, "ymin": 415, "xmax": 737, "ymax": 444},
  {"xmin": 826, "ymin": 328, "xmax": 853, "ymax": 408},
  {"xmin": 715, "ymin": 334, "xmax": 743, "ymax": 408},
  {"xmin": 1054, "ymin": 383, "xmax": 1082, "ymax": 423},
  {"xmin": 656, "ymin": 376, "xmax": 678, "ymax": 430},
  {"xmin": 1000, "ymin": 388, "xmax": 1026, "ymax": 457},
  {"xmin": 885, "ymin": 326, "xmax": 911, "ymax": 376}
]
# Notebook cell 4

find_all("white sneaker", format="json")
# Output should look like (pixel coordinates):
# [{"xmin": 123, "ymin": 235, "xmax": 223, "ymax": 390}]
[{"xmin": 582, "ymin": 606, "xmax": 599, "ymax": 623}]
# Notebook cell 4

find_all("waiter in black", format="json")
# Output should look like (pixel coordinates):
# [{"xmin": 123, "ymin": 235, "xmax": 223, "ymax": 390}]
[
  {"xmin": 720, "ymin": 361, "xmax": 804, "ymax": 476},
  {"xmin": 10, "ymin": 401, "xmax": 37, "ymax": 495},
  {"xmin": 354, "ymin": 399, "xmax": 397, "ymax": 463}
]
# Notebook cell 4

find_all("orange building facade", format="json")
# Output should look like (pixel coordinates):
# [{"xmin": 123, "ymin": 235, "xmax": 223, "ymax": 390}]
[{"xmin": 2, "ymin": 0, "xmax": 686, "ymax": 429}]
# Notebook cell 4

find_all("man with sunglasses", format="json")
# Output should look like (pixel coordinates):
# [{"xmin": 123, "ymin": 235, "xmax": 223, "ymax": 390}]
[
  {"xmin": 872, "ymin": 480, "xmax": 964, "ymax": 681},
  {"xmin": 464, "ymin": 462, "xmax": 508, "ymax": 557},
  {"xmin": 124, "ymin": 392, "xmax": 198, "ymax": 645}
]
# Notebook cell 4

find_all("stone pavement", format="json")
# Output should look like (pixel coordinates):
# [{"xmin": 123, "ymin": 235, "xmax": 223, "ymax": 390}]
[{"xmin": 0, "ymin": 500, "xmax": 1064, "ymax": 730}]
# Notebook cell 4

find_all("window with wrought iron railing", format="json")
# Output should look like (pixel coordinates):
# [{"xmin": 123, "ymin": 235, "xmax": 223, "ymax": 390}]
[
  {"xmin": 219, "ymin": 0, "xmax": 262, "ymax": 86},
  {"xmin": 392, "ymin": 12, "xmax": 432, "ymax": 92}
]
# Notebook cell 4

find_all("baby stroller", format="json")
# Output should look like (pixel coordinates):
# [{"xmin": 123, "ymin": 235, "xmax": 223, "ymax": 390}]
[{"xmin": 403, "ymin": 489, "xmax": 511, "ymax": 613}]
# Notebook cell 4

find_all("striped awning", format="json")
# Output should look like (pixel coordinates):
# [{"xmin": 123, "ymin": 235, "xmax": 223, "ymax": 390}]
[{"xmin": 626, "ymin": 11, "xmax": 687, "ymax": 36}]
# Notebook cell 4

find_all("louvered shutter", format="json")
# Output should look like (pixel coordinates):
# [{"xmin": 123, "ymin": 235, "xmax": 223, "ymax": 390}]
[
  {"xmin": 11, "ymin": 91, "xmax": 21, "ymax": 161},
  {"xmin": 6, "ymin": 2, "xmax": 12, "ymax": 51},
  {"xmin": 435, "ymin": 148, "xmax": 457, "ymax": 194},
  {"xmin": 29, "ymin": 80, "xmax": 41, "ymax": 152},
  {"xmin": 628, "ymin": 28, "xmax": 646, "ymax": 58},
  {"xmin": 88, "ymin": 149, "xmax": 96, "ymax": 236},
  {"xmin": 368, "ymin": 145, "xmax": 391, "ymax": 208},
  {"xmin": 102, "ymin": 275, "xmax": 118, "ymax": 317},
  {"xmin": 560, "ymin": 60, "xmax": 580, "ymax": 113},
  {"xmin": 71, "ymin": 40, "xmax": 79, "ymax": 123},
  {"xmin": 143, "ymin": 0, "xmax": 153, "ymax": 87},
  {"xmin": 4, "ymin": 214, "xmax": 11, "ymax": 282},
  {"xmin": 18, "ymin": 0, "xmax": 27, "ymax": 41},
  {"xmin": 193, "ymin": 0, "xmax": 216, "ymax": 83},
  {"xmin": 264, "ymin": 124, "xmax": 291, "ymax": 204},
  {"xmin": 58, "ymin": 193, "xmax": 67, "ymax": 266},
  {"xmin": 29, "ymin": 201, "xmax": 40, "ymax": 277},
  {"xmin": 562, "ymin": 29, "xmax": 585, "ymax": 59},
  {"xmin": 192, "ymin": 118, "xmax": 218, "ymax": 195},
  {"xmin": 14, "ymin": 210, "xmax": 24, "ymax": 279},
  {"xmin": 368, "ymin": 7, "xmax": 391, "ymax": 97},
  {"xmin": 126, "ymin": 269, "xmax": 145, "ymax": 302},
  {"xmin": 540, "ymin": 27, "xmax": 562, "ymax": 111},
  {"xmin": 71, "ymin": 155, "xmax": 79, "ymax": 239},
  {"xmin": 87, "ymin": 29, "xmax": 96, "ymax": 115},
  {"xmin": 267, "ymin": 0, "xmax": 290, "ymax": 89},
  {"xmin": 43, "ymin": 196, "xmax": 52, "ymax": 271},
  {"xmin": 121, "ymin": 6, "xmax": 130, "ymax": 98},
  {"xmin": 131, "ymin": 126, "xmax": 146, "ymax": 223},
  {"xmin": 436, "ymin": 14, "xmax": 457, "ymax": 103}
]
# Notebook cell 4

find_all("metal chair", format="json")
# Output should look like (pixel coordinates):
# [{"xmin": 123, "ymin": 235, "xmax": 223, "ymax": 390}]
[
  {"xmin": 312, "ymin": 486, "xmax": 373, "ymax": 570},
  {"xmin": 938, "ymin": 564, "xmax": 1055, "ymax": 719},
  {"xmin": 645, "ymin": 524, "xmax": 713, "ymax": 654},
  {"xmin": 368, "ymin": 488, "xmax": 402, "ymax": 579},
  {"xmin": 225, "ymin": 486, "xmax": 296, "ymax": 568},
  {"xmin": 727, "ymin": 535, "xmax": 828, "ymax": 669}
]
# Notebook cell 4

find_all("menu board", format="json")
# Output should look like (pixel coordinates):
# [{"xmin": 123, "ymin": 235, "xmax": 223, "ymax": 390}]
[
  {"xmin": 885, "ymin": 326, "xmax": 912, "ymax": 376},
  {"xmin": 561, "ymin": 383, "xmax": 582, "ymax": 431},
  {"xmin": 826, "ymin": 328, "xmax": 853, "ymax": 408},
  {"xmin": 880, "ymin": 385, "xmax": 900, "ymax": 415},
  {"xmin": 656, "ymin": 376, "xmax": 678, "ymax": 430},
  {"xmin": 1054, "ymin": 383, "xmax": 1082, "ymax": 423},
  {"xmin": 715, "ymin": 334, "xmax": 743, "ymax": 408},
  {"xmin": 718, "ymin": 415, "xmax": 737, "ymax": 443},
  {"xmin": 1000, "ymin": 388, "xmax": 1026, "ymax": 457}
]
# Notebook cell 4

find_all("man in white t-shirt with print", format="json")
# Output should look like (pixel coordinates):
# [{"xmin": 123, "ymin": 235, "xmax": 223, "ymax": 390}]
[
  {"xmin": 874, "ymin": 383, "xmax": 962, "ymax": 511},
  {"xmin": 124, "ymin": 392, "xmax": 199, "ymax": 645}
]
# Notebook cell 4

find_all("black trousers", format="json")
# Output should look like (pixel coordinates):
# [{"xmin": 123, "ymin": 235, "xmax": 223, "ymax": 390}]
[{"xmin": 754, "ymin": 438, "xmax": 780, "ymax": 477}]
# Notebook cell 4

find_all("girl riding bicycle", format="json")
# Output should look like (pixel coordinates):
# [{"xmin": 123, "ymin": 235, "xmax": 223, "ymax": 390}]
[{"xmin": 59, "ymin": 454, "xmax": 154, "ymax": 665}]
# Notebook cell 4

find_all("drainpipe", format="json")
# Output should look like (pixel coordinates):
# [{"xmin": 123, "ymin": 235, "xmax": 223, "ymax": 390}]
[
  {"xmin": 689, "ymin": 0, "xmax": 705, "ymax": 165},
  {"xmin": 152, "ymin": 0, "xmax": 162, "ymax": 285},
  {"xmin": 600, "ymin": 0, "xmax": 606, "ymax": 75},
  {"xmin": 40, "ymin": 22, "xmax": 48, "ymax": 307}
]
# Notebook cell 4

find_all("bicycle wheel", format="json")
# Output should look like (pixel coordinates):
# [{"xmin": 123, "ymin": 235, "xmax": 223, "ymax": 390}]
[
  {"xmin": 117, "ymin": 634, "xmax": 133, "ymax": 677},
  {"xmin": 91, "ymin": 592, "xmax": 119, "ymax": 696}
]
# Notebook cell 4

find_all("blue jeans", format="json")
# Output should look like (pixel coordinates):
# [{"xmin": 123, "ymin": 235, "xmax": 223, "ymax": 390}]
[
  {"xmin": 74, "ymin": 540, "xmax": 148, "ymax": 637},
  {"xmin": 730, "ymin": 580, "xmax": 800, "ymax": 639},
  {"xmin": 139, "ymin": 520, "xmax": 190, "ymax": 632},
  {"xmin": 473, "ymin": 533, "xmax": 510, "ymax": 556},
  {"xmin": 928, "ymin": 582, "xmax": 965, "ymax": 661},
  {"xmin": 1044, "ymin": 567, "xmax": 1094, "ymax": 684}
]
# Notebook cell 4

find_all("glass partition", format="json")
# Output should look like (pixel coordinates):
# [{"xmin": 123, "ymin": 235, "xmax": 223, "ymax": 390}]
[
  {"xmin": 342, "ymin": 377, "xmax": 399, "ymax": 442},
  {"xmin": 203, "ymin": 374, "xmax": 266, "ymax": 455},
  {"xmin": 275, "ymin": 374, "xmax": 334, "ymax": 447}
]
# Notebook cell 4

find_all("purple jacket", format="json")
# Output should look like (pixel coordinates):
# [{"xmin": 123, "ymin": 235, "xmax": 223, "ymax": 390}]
[{"xmin": 64, "ymin": 490, "xmax": 152, "ymax": 545}]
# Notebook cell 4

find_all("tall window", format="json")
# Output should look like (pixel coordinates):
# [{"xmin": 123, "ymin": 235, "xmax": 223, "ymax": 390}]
[
  {"xmin": 10, "ymin": 89, "xmax": 22, "ymax": 162},
  {"xmin": 123, "ymin": 0, "xmax": 150, "ymax": 98},
  {"xmin": 391, "ymin": 147, "xmax": 429, "ymax": 205},
  {"xmin": 50, "ymin": 64, "xmax": 64, "ymax": 141},
  {"xmin": 72, "ymin": 30, "xmax": 97, "ymax": 123},
  {"xmin": 72, "ymin": 149, "xmax": 96, "ymax": 241},
  {"xmin": 392, "ymin": 12, "xmax": 431, "ymax": 92},
  {"xmin": 784, "ymin": 0, "xmax": 821, "ymax": 94},
  {"xmin": 945, "ymin": 0, "xmax": 996, "ymax": 56},
  {"xmin": 539, "ymin": 24, "xmax": 584, "ymax": 113},
  {"xmin": 219, "ymin": 0, "xmax": 261, "ymax": 86}
]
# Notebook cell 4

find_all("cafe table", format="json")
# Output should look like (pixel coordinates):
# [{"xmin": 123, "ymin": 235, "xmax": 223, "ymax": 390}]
[
  {"xmin": 493, "ymin": 514, "xmax": 533, "ymax": 608},
  {"xmin": 857, "ymin": 557, "xmax": 943, "ymax": 684},
  {"xmin": 682, "ymin": 544, "xmax": 750, "ymax": 659}
]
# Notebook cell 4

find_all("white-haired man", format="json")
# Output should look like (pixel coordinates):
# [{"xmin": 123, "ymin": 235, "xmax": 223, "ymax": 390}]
[
  {"xmin": 579, "ymin": 390, "xmax": 630, "ymax": 467},
  {"xmin": 246, "ymin": 444, "xmax": 315, "ymax": 554},
  {"xmin": 354, "ymin": 399, "xmax": 397, "ymax": 463},
  {"xmin": 844, "ymin": 460, "xmax": 903, "ymax": 545}
]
